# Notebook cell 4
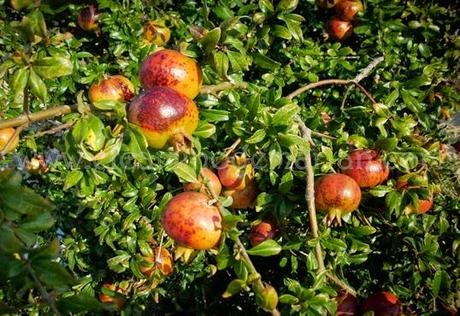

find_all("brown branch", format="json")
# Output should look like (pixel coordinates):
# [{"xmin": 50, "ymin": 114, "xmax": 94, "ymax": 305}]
[
  {"xmin": 0, "ymin": 105, "xmax": 73, "ymax": 129},
  {"xmin": 222, "ymin": 138, "xmax": 241, "ymax": 160},
  {"xmin": 33, "ymin": 122, "xmax": 75, "ymax": 138},
  {"xmin": 200, "ymin": 82, "xmax": 248, "ymax": 95},
  {"xmin": 287, "ymin": 79, "xmax": 350, "ymax": 100}
]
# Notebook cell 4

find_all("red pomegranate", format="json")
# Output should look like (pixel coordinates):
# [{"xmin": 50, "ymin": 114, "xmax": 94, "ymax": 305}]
[
  {"xmin": 140, "ymin": 247, "xmax": 173, "ymax": 277},
  {"xmin": 328, "ymin": 18, "xmax": 353, "ymax": 41},
  {"xmin": 335, "ymin": 290, "xmax": 358, "ymax": 316},
  {"xmin": 77, "ymin": 5, "xmax": 99, "ymax": 32},
  {"xmin": 361, "ymin": 291, "xmax": 402, "ymax": 316},
  {"xmin": 184, "ymin": 168, "xmax": 222, "ymax": 196},
  {"xmin": 249, "ymin": 220, "xmax": 279, "ymax": 247},
  {"xmin": 98, "ymin": 283, "xmax": 125, "ymax": 310},
  {"xmin": 336, "ymin": 0, "xmax": 364, "ymax": 21},
  {"xmin": 161, "ymin": 192, "xmax": 222, "ymax": 250},
  {"xmin": 314, "ymin": 173, "xmax": 361, "ymax": 225},
  {"xmin": 218, "ymin": 155, "xmax": 255, "ymax": 190},
  {"xmin": 341, "ymin": 149, "xmax": 389, "ymax": 188}
]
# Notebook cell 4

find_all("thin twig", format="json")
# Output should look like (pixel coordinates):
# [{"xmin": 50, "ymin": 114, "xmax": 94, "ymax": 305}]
[
  {"xmin": 33, "ymin": 122, "xmax": 75, "ymax": 138},
  {"xmin": 325, "ymin": 272, "xmax": 357, "ymax": 297},
  {"xmin": 287, "ymin": 79, "xmax": 350, "ymax": 100},
  {"xmin": 311, "ymin": 131, "xmax": 336, "ymax": 140},
  {"xmin": 0, "ymin": 123, "xmax": 27, "ymax": 158},
  {"xmin": 200, "ymin": 82, "xmax": 249, "ymax": 95},
  {"xmin": 222, "ymin": 138, "xmax": 241, "ymax": 160},
  {"xmin": 25, "ymin": 262, "xmax": 62, "ymax": 316}
]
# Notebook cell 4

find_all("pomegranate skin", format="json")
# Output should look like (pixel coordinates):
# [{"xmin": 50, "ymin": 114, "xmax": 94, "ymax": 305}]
[
  {"xmin": 161, "ymin": 192, "xmax": 222, "ymax": 250},
  {"xmin": 250, "ymin": 220, "xmax": 279, "ymax": 247},
  {"xmin": 314, "ymin": 173, "xmax": 361, "ymax": 225},
  {"xmin": 184, "ymin": 168, "xmax": 222, "ymax": 196},
  {"xmin": 139, "ymin": 49, "xmax": 202, "ymax": 100},
  {"xmin": 77, "ymin": 5, "xmax": 99, "ymax": 31},
  {"xmin": 335, "ymin": 290, "xmax": 358, "ymax": 316},
  {"xmin": 341, "ymin": 149, "xmax": 389, "ymax": 188},
  {"xmin": 336, "ymin": 0, "xmax": 364, "ymax": 21},
  {"xmin": 143, "ymin": 21, "xmax": 170, "ymax": 46},
  {"xmin": 0, "ymin": 128, "xmax": 19, "ymax": 153},
  {"xmin": 98, "ymin": 283, "xmax": 125, "ymax": 310},
  {"xmin": 328, "ymin": 18, "xmax": 353, "ymax": 41},
  {"xmin": 224, "ymin": 180, "xmax": 258, "ymax": 209},
  {"xmin": 89, "ymin": 75, "xmax": 135, "ymax": 103},
  {"xmin": 361, "ymin": 291, "xmax": 402, "ymax": 316},
  {"xmin": 128, "ymin": 87, "xmax": 199, "ymax": 149},
  {"xmin": 140, "ymin": 247, "xmax": 173, "ymax": 277},
  {"xmin": 218, "ymin": 158, "xmax": 255, "ymax": 190}
]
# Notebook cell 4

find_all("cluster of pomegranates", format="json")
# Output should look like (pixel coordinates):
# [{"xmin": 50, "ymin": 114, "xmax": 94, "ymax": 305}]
[
  {"xmin": 336, "ymin": 290, "xmax": 402, "ymax": 316},
  {"xmin": 316, "ymin": 0, "xmax": 364, "ymax": 41}
]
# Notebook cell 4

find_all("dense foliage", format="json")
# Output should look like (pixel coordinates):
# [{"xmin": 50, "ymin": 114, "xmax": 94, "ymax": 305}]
[{"xmin": 0, "ymin": 0, "xmax": 459, "ymax": 315}]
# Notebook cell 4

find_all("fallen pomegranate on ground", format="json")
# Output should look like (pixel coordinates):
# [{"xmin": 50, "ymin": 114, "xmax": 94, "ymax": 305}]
[
  {"xmin": 140, "ymin": 247, "xmax": 173, "ymax": 277},
  {"xmin": 0, "ymin": 127, "xmax": 19, "ymax": 154},
  {"xmin": 143, "ymin": 21, "xmax": 170, "ymax": 46},
  {"xmin": 184, "ymin": 167, "xmax": 222, "ymax": 196},
  {"xmin": 336, "ymin": 0, "xmax": 364, "ymax": 21},
  {"xmin": 77, "ymin": 5, "xmax": 99, "ymax": 32},
  {"xmin": 361, "ymin": 291, "xmax": 402, "ymax": 316},
  {"xmin": 128, "ymin": 86, "xmax": 199, "ymax": 150},
  {"xmin": 341, "ymin": 149, "xmax": 389, "ymax": 188},
  {"xmin": 98, "ymin": 283, "xmax": 125, "ymax": 310},
  {"xmin": 328, "ymin": 17, "xmax": 353, "ymax": 41},
  {"xmin": 335, "ymin": 290, "xmax": 358, "ymax": 316},
  {"xmin": 88, "ymin": 75, "xmax": 135, "ymax": 103},
  {"xmin": 161, "ymin": 192, "xmax": 222, "ymax": 250},
  {"xmin": 218, "ymin": 155, "xmax": 254, "ymax": 190},
  {"xmin": 315, "ymin": 173, "xmax": 361, "ymax": 225},
  {"xmin": 250, "ymin": 220, "xmax": 279, "ymax": 247},
  {"xmin": 139, "ymin": 49, "xmax": 202, "ymax": 99}
]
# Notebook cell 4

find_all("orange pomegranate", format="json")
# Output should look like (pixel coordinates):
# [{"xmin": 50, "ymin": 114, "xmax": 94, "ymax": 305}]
[
  {"xmin": 218, "ymin": 155, "xmax": 255, "ymax": 190},
  {"xmin": 161, "ymin": 192, "xmax": 222, "ymax": 250},
  {"xmin": 98, "ymin": 283, "xmax": 125, "ymax": 310},
  {"xmin": 184, "ymin": 168, "xmax": 222, "ymax": 196},
  {"xmin": 328, "ymin": 17, "xmax": 353, "ymax": 41},
  {"xmin": 250, "ymin": 220, "xmax": 279, "ymax": 247},
  {"xmin": 341, "ymin": 149, "xmax": 389, "ymax": 188},
  {"xmin": 140, "ymin": 247, "xmax": 173, "ymax": 277},
  {"xmin": 336, "ymin": 0, "xmax": 364, "ymax": 21},
  {"xmin": 143, "ymin": 21, "xmax": 171, "ymax": 46},
  {"xmin": 315, "ymin": 173, "xmax": 361, "ymax": 225},
  {"xmin": 139, "ymin": 49, "xmax": 202, "ymax": 100},
  {"xmin": 77, "ymin": 5, "xmax": 99, "ymax": 32},
  {"xmin": 88, "ymin": 75, "xmax": 135, "ymax": 103},
  {"xmin": 0, "ymin": 128, "xmax": 19, "ymax": 154},
  {"xmin": 224, "ymin": 180, "xmax": 258, "ymax": 210},
  {"xmin": 128, "ymin": 86, "xmax": 199, "ymax": 149}
]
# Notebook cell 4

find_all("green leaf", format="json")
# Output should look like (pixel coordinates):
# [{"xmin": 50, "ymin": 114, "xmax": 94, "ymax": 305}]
[
  {"xmin": 222, "ymin": 279, "xmax": 246, "ymax": 298},
  {"xmin": 246, "ymin": 129, "xmax": 266, "ymax": 144},
  {"xmin": 194, "ymin": 122, "xmax": 216, "ymax": 138},
  {"xmin": 28, "ymin": 69, "xmax": 47, "ymax": 101},
  {"xmin": 212, "ymin": 51, "xmax": 229, "ymax": 78},
  {"xmin": 200, "ymin": 28, "xmax": 221, "ymax": 53},
  {"xmin": 276, "ymin": 0, "xmax": 299, "ymax": 11},
  {"xmin": 20, "ymin": 210, "xmax": 55, "ymax": 233},
  {"xmin": 272, "ymin": 103, "xmax": 299, "ymax": 126},
  {"xmin": 64, "ymin": 170, "xmax": 84, "ymax": 190},
  {"xmin": 272, "ymin": 25, "xmax": 292, "ymax": 40},
  {"xmin": 10, "ymin": 0, "xmax": 34, "ymax": 10},
  {"xmin": 247, "ymin": 239, "xmax": 282, "ymax": 257},
  {"xmin": 201, "ymin": 109, "xmax": 230, "ymax": 122},
  {"xmin": 32, "ymin": 56, "xmax": 73, "ymax": 79},
  {"xmin": 173, "ymin": 162, "xmax": 198, "ymax": 183},
  {"xmin": 253, "ymin": 53, "xmax": 280, "ymax": 70},
  {"xmin": 11, "ymin": 67, "xmax": 29, "ymax": 104}
]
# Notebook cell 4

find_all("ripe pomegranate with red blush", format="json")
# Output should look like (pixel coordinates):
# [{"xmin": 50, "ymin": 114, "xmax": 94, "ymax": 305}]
[
  {"xmin": 140, "ymin": 247, "xmax": 173, "ymax": 277},
  {"xmin": 314, "ymin": 173, "xmax": 361, "ymax": 225},
  {"xmin": 98, "ymin": 283, "xmax": 125, "ymax": 310},
  {"xmin": 161, "ymin": 192, "xmax": 222, "ymax": 250},
  {"xmin": 218, "ymin": 155, "xmax": 255, "ymax": 190},
  {"xmin": 89, "ymin": 75, "xmax": 135, "ymax": 103},
  {"xmin": 139, "ymin": 49, "xmax": 202, "ymax": 100},
  {"xmin": 361, "ymin": 291, "xmax": 402, "ymax": 316},
  {"xmin": 128, "ymin": 86, "xmax": 199, "ymax": 150},
  {"xmin": 336, "ymin": 0, "xmax": 364, "ymax": 21},
  {"xmin": 184, "ymin": 168, "xmax": 222, "ymax": 197},
  {"xmin": 328, "ymin": 18, "xmax": 353, "ymax": 41},
  {"xmin": 341, "ymin": 149, "xmax": 389, "ymax": 188},
  {"xmin": 250, "ymin": 220, "xmax": 279, "ymax": 247},
  {"xmin": 335, "ymin": 290, "xmax": 358, "ymax": 316}
]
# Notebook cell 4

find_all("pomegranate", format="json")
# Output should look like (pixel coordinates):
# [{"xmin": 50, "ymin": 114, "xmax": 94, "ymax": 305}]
[
  {"xmin": 396, "ymin": 177, "xmax": 433, "ymax": 214},
  {"xmin": 336, "ymin": 0, "xmax": 364, "ymax": 21},
  {"xmin": 128, "ymin": 86, "xmax": 199, "ymax": 150},
  {"xmin": 340, "ymin": 149, "xmax": 389, "ymax": 188},
  {"xmin": 161, "ymin": 192, "xmax": 222, "ymax": 250},
  {"xmin": 0, "ymin": 127, "xmax": 19, "ymax": 154},
  {"xmin": 361, "ymin": 291, "xmax": 402, "ymax": 316},
  {"xmin": 218, "ymin": 155, "xmax": 255, "ymax": 190},
  {"xmin": 454, "ymin": 142, "xmax": 460, "ymax": 153},
  {"xmin": 224, "ymin": 180, "xmax": 258, "ymax": 209},
  {"xmin": 316, "ymin": 0, "xmax": 340, "ymax": 8},
  {"xmin": 88, "ymin": 75, "xmax": 135, "ymax": 103},
  {"xmin": 328, "ymin": 18, "xmax": 353, "ymax": 41},
  {"xmin": 314, "ymin": 173, "xmax": 361, "ymax": 225},
  {"xmin": 98, "ymin": 283, "xmax": 125, "ymax": 310},
  {"xmin": 250, "ymin": 220, "xmax": 279, "ymax": 247},
  {"xmin": 140, "ymin": 247, "xmax": 173, "ymax": 277},
  {"xmin": 139, "ymin": 49, "xmax": 202, "ymax": 100},
  {"xmin": 184, "ymin": 168, "xmax": 222, "ymax": 196},
  {"xmin": 143, "ymin": 21, "xmax": 171, "ymax": 46},
  {"xmin": 77, "ymin": 5, "xmax": 99, "ymax": 32},
  {"xmin": 335, "ymin": 290, "xmax": 358, "ymax": 316}
]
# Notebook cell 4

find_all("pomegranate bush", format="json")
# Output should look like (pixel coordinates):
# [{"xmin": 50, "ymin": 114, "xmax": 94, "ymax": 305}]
[{"xmin": 0, "ymin": 0, "xmax": 458, "ymax": 315}]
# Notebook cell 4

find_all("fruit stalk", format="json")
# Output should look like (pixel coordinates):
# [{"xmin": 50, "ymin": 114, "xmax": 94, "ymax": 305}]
[{"xmin": 203, "ymin": 177, "xmax": 280, "ymax": 316}]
